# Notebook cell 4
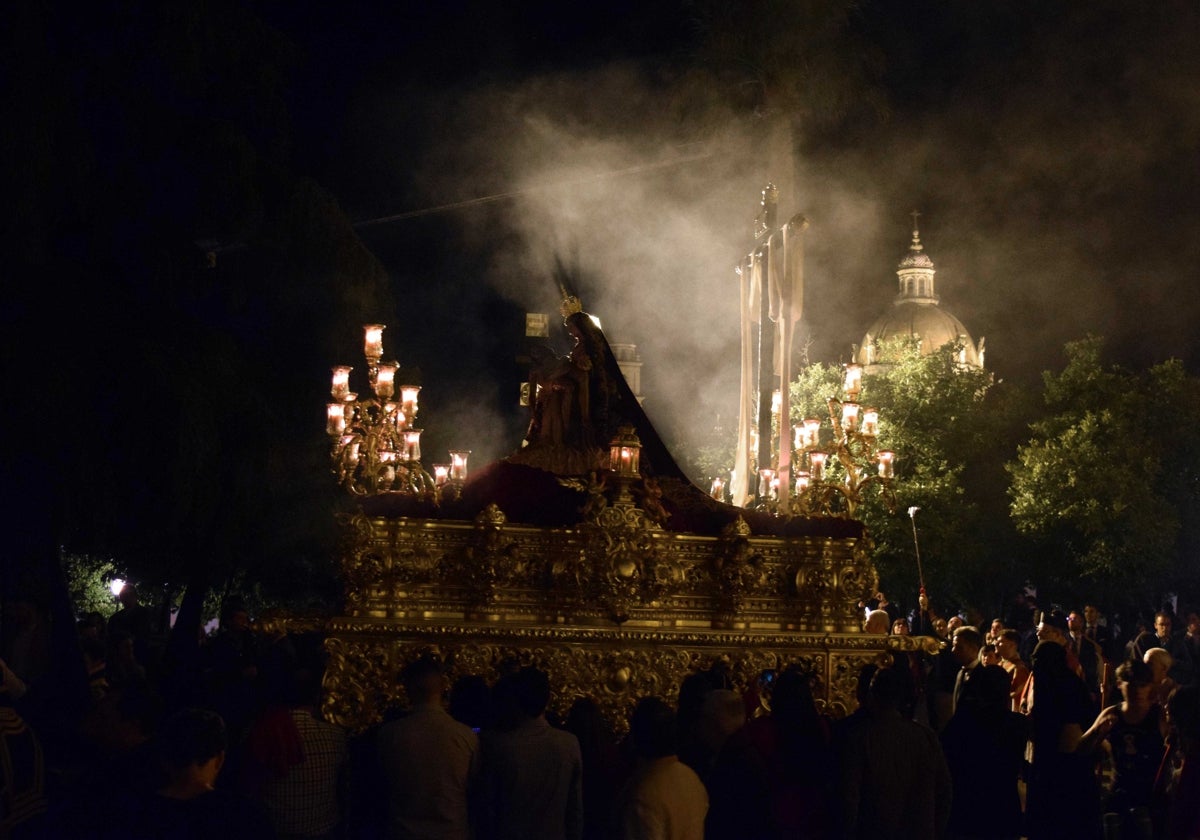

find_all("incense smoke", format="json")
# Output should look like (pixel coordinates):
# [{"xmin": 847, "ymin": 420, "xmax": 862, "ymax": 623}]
[{"xmin": 355, "ymin": 5, "xmax": 1200, "ymax": 472}]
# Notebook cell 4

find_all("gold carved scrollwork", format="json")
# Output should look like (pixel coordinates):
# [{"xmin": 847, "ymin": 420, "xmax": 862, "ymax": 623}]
[
  {"xmin": 827, "ymin": 652, "xmax": 885, "ymax": 719},
  {"xmin": 338, "ymin": 512, "xmax": 380, "ymax": 611},
  {"xmin": 887, "ymin": 633, "xmax": 942, "ymax": 656},
  {"xmin": 438, "ymin": 643, "xmax": 680, "ymax": 731},
  {"xmin": 441, "ymin": 505, "xmax": 524, "ymax": 606},
  {"xmin": 364, "ymin": 639, "xmax": 835, "ymax": 734},
  {"xmin": 582, "ymin": 500, "xmax": 668, "ymax": 623},
  {"xmin": 317, "ymin": 620, "xmax": 898, "ymax": 733},
  {"xmin": 392, "ymin": 539, "xmax": 441, "ymax": 585},
  {"xmin": 547, "ymin": 548, "xmax": 589, "ymax": 611},
  {"xmin": 840, "ymin": 535, "xmax": 879, "ymax": 603},
  {"xmin": 322, "ymin": 636, "xmax": 393, "ymax": 731},
  {"xmin": 714, "ymin": 517, "xmax": 766, "ymax": 615},
  {"xmin": 797, "ymin": 566, "xmax": 833, "ymax": 600}
]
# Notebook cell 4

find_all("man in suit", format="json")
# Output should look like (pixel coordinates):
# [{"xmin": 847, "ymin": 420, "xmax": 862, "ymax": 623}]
[
  {"xmin": 951, "ymin": 626, "xmax": 983, "ymax": 714},
  {"xmin": 1155, "ymin": 610, "xmax": 1195, "ymax": 687},
  {"xmin": 1068, "ymin": 610, "xmax": 1106, "ymax": 715},
  {"xmin": 1082, "ymin": 604, "xmax": 1113, "ymax": 656}
]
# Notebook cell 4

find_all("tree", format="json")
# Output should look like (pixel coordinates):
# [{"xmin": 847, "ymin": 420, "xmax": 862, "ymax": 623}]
[
  {"xmin": 1008, "ymin": 336, "xmax": 1200, "ymax": 605},
  {"xmin": 60, "ymin": 553, "xmax": 120, "ymax": 620},
  {"xmin": 789, "ymin": 338, "xmax": 1031, "ymax": 615}
]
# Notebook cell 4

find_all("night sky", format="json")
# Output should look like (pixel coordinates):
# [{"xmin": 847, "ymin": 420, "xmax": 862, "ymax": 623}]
[
  {"xmin": 5, "ymin": 0, "xmax": 1200, "ymax": 581},
  {"xmin": 275, "ymin": 2, "xmax": 1200, "ymax": 367},
  {"xmin": 274, "ymin": 0, "xmax": 1200, "ymax": 461}
]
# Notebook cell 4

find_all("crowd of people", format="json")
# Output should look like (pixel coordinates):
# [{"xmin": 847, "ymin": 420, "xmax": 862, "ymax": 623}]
[
  {"xmin": 3, "ymin": 582, "xmax": 1200, "ymax": 838},
  {"xmin": 861, "ymin": 593, "xmax": 1200, "ymax": 839}
]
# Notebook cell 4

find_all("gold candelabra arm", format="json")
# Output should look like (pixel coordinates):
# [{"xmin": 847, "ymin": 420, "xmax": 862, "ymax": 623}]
[
  {"xmin": 854, "ymin": 469, "xmax": 898, "ymax": 514},
  {"xmin": 782, "ymin": 374, "xmax": 897, "ymax": 518}
]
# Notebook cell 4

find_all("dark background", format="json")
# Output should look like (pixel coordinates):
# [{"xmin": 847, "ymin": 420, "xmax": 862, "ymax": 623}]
[{"xmin": 5, "ymin": 0, "xmax": 1199, "ymax": 598}]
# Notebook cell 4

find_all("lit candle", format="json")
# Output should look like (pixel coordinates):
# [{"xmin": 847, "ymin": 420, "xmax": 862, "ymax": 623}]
[
  {"xmin": 450, "ymin": 450, "xmax": 470, "ymax": 481},
  {"xmin": 861, "ymin": 407, "xmax": 879, "ymax": 436},
  {"xmin": 841, "ymin": 402, "xmax": 860, "ymax": 430},
  {"xmin": 809, "ymin": 451, "xmax": 826, "ymax": 481},
  {"xmin": 331, "ymin": 366, "xmax": 352, "ymax": 400},
  {"xmin": 363, "ymin": 324, "xmax": 385, "ymax": 362},
  {"xmin": 710, "ymin": 476, "xmax": 726, "ymax": 501},
  {"xmin": 877, "ymin": 450, "xmax": 895, "ymax": 479},
  {"xmin": 433, "ymin": 464, "xmax": 450, "ymax": 487},
  {"xmin": 844, "ymin": 364, "xmax": 863, "ymax": 398},
  {"xmin": 404, "ymin": 428, "xmax": 422, "ymax": 462},
  {"xmin": 375, "ymin": 362, "xmax": 397, "ymax": 399},
  {"xmin": 348, "ymin": 441, "xmax": 361, "ymax": 465},
  {"xmin": 795, "ymin": 471, "xmax": 810, "ymax": 493},
  {"xmin": 326, "ymin": 403, "xmax": 346, "ymax": 436},
  {"xmin": 803, "ymin": 418, "xmax": 821, "ymax": 448},
  {"xmin": 759, "ymin": 468, "xmax": 775, "ymax": 497},
  {"xmin": 400, "ymin": 385, "xmax": 420, "ymax": 418}
]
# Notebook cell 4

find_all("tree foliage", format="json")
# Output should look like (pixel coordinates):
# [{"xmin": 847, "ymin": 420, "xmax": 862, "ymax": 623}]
[
  {"xmin": 790, "ymin": 338, "xmax": 1030, "ymax": 614},
  {"xmin": 1008, "ymin": 336, "xmax": 1200, "ymax": 604},
  {"xmin": 60, "ymin": 553, "xmax": 120, "ymax": 620}
]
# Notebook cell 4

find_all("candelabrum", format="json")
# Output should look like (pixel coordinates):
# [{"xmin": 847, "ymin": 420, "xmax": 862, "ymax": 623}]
[
  {"xmin": 787, "ymin": 363, "xmax": 897, "ymax": 518},
  {"xmin": 707, "ymin": 378, "xmax": 894, "ymax": 517},
  {"xmin": 325, "ymin": 325, "xmax": 468, "ymax": 499}
]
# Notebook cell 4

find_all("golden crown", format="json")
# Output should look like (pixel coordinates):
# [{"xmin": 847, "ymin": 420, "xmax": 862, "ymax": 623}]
[{"xmin": 560, "ymin": 294, "xmax": 583, "ymax": 318}]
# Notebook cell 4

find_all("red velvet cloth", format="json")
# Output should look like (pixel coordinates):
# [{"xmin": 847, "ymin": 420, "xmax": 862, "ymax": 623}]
[{"xmin": 363, "ymin": 461, "xmax": 864, "ymax": 539}]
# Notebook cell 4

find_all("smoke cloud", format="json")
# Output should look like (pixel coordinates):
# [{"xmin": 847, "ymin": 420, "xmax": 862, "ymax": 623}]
[{"xmin": 356, "ymin": 4, "xmax": 1200, "ymax": 471}]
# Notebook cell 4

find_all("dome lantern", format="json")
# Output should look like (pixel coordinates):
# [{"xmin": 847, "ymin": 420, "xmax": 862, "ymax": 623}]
[{"xmin": 855, "ymin": 212, "xmax": 984, "ymax": 371}]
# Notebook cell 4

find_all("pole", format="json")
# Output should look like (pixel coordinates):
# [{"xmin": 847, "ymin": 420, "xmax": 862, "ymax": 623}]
[
  {"xmin": 908, "ymin": 506, "xmax": 926, "ymax": 595},
  {"xmin": 754, "ymin": 185, "xmax": 777, "ymax": 493}
]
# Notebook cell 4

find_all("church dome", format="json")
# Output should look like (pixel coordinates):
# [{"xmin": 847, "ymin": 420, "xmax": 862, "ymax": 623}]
[
  {"xmin": 860, "ymin": 302, "xmax": 982, "ymax": 366},
  {"xmin": 855, "ymin": 215, "xmax": 984, "ymax": 369}
]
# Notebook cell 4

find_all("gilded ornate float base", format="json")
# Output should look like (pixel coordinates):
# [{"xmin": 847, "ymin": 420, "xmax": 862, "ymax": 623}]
[
  {"xmin": 312, "ymin": 493, "xmax": 930, "ymax": 733},
  {"xmin": 321, "ymin": 617, "xmax": 901, "ymax": 733}
]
